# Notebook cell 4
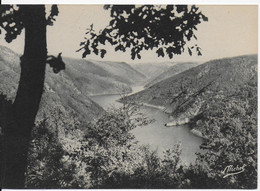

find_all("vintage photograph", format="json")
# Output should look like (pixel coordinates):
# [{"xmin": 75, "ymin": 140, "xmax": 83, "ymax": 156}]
[{"xmin": 0, "ymin": 4, "xmax": 257, "ymax": 189}]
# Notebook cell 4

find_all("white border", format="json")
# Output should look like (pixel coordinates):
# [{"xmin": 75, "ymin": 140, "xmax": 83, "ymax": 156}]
[
  {"xmin": 0, "ymin": 1, "xmax": 259, "ymax": 191},
  {"xmin": 1, "ymin": 0, "xmax": 260, "ymax": 5}
]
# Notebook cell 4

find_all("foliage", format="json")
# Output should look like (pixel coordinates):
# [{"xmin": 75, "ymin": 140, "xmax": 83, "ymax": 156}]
[
  {"xmin": 23, "ymin": 77, "xmax": 257, "ymax": 189},
  {"xmin": 24, "ymin": 101, "xmax": 192, "ymax": 189},
  {"xmin": 187, "ymin": 78, "xmax": 257, "ymax": 188},
  {"xmin": 26, "ymin": 105, "xmax": 83, "ymax": 188},
  {"xmin": 78, "ymin": 5, "xmax": 208, "ymax": 59},
  {"xmin": 0, "ymin": 3, "xmax": 209, "ymax": 188},
  {"xmin": 80, "ymin": 103, "xmax": 154, "ymax": 188},
  {"xmin": 0, "ymin": 5, "xmax": 58, "ymax": 43}
]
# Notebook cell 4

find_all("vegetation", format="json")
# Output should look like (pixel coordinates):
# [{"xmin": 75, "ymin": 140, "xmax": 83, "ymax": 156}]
[
  {"xmin": 23, "ymin": 75, "xmax": 257, "ymax": 188},
  {"xmin": 120, "ymin": 55, "xmax": 258, "ymax": 188},
  {"xmin": 189, "ymin": 78, "xmax": 257, "ymax": 188},
  {"xmin": 0, "ymin": 4, "xmax": 207, "ymax": 187},
  {"xmin": 23, "ymin": 102, "xmax": 188, "ymax": 188},
  {"xmin": 123, "ymin": 55, "xmax": 257, "ymax": 118},
  {"xmin": 4, "ymin": 4, "xmax": 256, "ymax": 189},
  {"xmin": 145, "ymin": 62, "xmax": 199, "ymax": 87}
]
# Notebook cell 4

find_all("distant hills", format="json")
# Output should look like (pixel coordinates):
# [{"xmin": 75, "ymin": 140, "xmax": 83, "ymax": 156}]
[
  {"xmin": 1, "ymin": 45, "xmax": 257, "ymax": 126},
  {"xmin": 122, "ymin": 55, "xmax": 257, "ymax": 120},
  {"xmin": 131, "ymin": 62, "xmax": 173, "ymax": 83},
  {"xmin": 63, "ymin": 58, "xmax": 146, "ymax": 96},
  {"xmin": 144, "ymin": 62, "xmax": 199, "ymax": 88}
]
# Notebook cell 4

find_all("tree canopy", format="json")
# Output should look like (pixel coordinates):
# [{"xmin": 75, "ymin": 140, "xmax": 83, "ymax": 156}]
[
  {"xmin": 0, "ymin": 5, "xmax": 59, "ymax": 43},
  {"xmin": 77, "ymin": 5, "xmax": 208, "ymax": 60}
]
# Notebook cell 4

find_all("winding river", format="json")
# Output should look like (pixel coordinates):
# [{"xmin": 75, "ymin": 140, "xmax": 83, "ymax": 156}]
[{"xmin": 90, "ymin": 86, "xmax": 202, "ymax": 164}]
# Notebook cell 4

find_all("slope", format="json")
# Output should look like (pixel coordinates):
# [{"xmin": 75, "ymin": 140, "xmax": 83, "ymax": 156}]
[
  {"xmin": 0, "ymin": 46, "xmax": 104, "ymax": 123},
  {"xmin": 63, "ymin": 57, "xmax": 146, "ymax": 96},
  {"xmin": 131, "ymin": 62, "xmax": 174, "ymax": 82},
  {"xmin": 144, "ymin": 62, "xmax": 199, "ymax": 88},
  {"xmin": 122, "ymin": 55, "xmax": 257, "ymax": 120}
]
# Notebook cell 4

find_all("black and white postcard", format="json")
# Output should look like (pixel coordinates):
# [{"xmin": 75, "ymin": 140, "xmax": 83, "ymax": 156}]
[{"xmin": 0, "ymin": 1, "xmax": 258, "ymax": 189}]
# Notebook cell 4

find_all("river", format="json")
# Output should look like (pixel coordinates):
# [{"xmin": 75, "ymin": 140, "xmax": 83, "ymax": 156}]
[{"xmin": 90, "ymin": 86, "xmax": 202, "ymax": 164}]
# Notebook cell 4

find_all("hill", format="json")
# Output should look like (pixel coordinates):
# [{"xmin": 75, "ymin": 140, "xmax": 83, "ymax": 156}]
[
  {"xmin": 144, "ymin": 62, "xmax": 199, "ymax": 87},
  {"xmin": 63, "ymin": 58, "xmax": 146, "ymax": 96},
  {"xmin": 122, "ymin": 55, "xmax": 257, "ymax": 120},
  {"xmin": 131, "ymin": 62, "xmax": 174, "ymax": 82},
  {"xmin": 0, "ymin": 45, "xmax": 150, "ymax": 122},
  {"xmin": 0, "ymin": 46, "xmax": 103, "ymax": 123}
]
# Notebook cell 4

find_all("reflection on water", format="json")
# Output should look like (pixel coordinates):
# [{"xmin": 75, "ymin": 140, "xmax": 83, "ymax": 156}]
[{"xmin": 90, "ymin": 88, "xmax": 202, "ymax": 164}]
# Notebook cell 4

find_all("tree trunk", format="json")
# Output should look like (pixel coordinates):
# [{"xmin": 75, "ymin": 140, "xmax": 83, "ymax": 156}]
[{"xmin": 1, "ymin": 5, "xmax": 47, "ymax": 188}]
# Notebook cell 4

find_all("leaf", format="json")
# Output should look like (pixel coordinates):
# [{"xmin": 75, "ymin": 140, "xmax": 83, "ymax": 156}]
[
  {"xmin": 50, "ymin": 5, "xmax": 59, "ymax": 17},
  {"xmin": 93, "ymin": 48, "xmax": 99, "ymax": 55},
  {"xmin": 80, "ymin": 41, "xmax": 85, "ymax": 46},
  {"xmin": 186, "ymin": 30, "xmax": 193, "ymax": 41},
  {"xmin": 131, "ymin": 50, "xmax": 136, "ymax": 60},
  {"xmin": 202, "ymin": 14, "xmax": 208, "ymax": 22},
  {"xmin": 168, "ymin": 53, "xmax": 173, "ymax": 59},
  {"xmin": 99, "ymin": 35, "xmax": 106, "ymax": 45},
  {"xmin": 100, "ymin": 49, "xmax": 107, "ymax": 58},
  {"xmin": 156, "ymin": 48, "xmax": 164, "ymax": 57},
  {"xmin": 82, "ymin": 47, "xmax": 91, "ymax": 58},
  {"xmin": 188, "ymin": 47, "xmax": 192, "ymax": 56}
]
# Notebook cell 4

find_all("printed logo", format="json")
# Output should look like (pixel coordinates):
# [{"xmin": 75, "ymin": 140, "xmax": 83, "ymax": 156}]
[{"xmin": 222, "ymin": 164, "xmax": 246, "ymax": 178}]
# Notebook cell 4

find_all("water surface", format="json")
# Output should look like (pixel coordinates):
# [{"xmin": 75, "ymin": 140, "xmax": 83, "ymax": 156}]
[{"xmin": 90, "ymin": 88, "xmax": 202, "ymax": 164}]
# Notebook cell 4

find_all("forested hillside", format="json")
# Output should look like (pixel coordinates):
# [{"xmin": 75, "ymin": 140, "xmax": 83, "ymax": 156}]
[
  {"xmin": 0, "ymin": 45, "xmax": 149, "ymax": 122},
  {"xmin": 63, "ymin": 58, "xmax": 146, "ymax": 96},
  {"xmin": 121, "ymin": 54, "xmax": 257, "ymax": 188},
  {"xmin": 124, "ymin": 55, "xmax": 257, "ymax": 119},
  {"xmin": 0, "ymin": 46, "xmax": 102, "ymax": 123}
]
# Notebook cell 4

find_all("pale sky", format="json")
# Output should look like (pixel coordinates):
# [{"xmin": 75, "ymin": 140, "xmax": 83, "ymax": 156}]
[{"xmin": 0, "ymin": 5, "xmax": 258, "ymax": 64}]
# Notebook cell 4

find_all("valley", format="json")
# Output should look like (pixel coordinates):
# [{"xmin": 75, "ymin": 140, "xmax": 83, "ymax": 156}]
[{"xmin": 0, "ymin": 45, "xmax": 257, "ymax": 166}]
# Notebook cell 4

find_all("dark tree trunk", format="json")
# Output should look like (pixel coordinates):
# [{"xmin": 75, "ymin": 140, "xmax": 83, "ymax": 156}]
[{"xmin": 1, "ymin": 5, "xmax": 47, "ymax": 188}]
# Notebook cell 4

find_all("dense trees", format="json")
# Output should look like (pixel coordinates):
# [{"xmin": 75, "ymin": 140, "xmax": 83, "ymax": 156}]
[
  {"xmin": 23, "ymin": 83, "xmax": 257, "ymax": 188},
  {"xmin": 187, "ymin": 78, "xmax": 257, "ymax": 188},
  {"xmin": 24, "ymin": 102, "xmax": 187, "ymax": 188},
  {"xmin": 0, "ymin": 4, "xmax": 207, "ymax": 188}
]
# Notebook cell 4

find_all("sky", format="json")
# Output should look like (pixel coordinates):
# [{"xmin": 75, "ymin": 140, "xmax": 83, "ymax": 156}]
[{"xmin": 0, "ymin": 4, "xmax": 258, "ymax": 64}]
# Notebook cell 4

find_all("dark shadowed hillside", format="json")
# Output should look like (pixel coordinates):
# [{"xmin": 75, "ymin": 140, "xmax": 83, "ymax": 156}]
[
  {"xmin": 145, "ymin": 62, "xmax": 199, "ymax": 88},
  {"xmin": 123, "ymin": 55, "xmax": 257, "ymax": 120}
]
